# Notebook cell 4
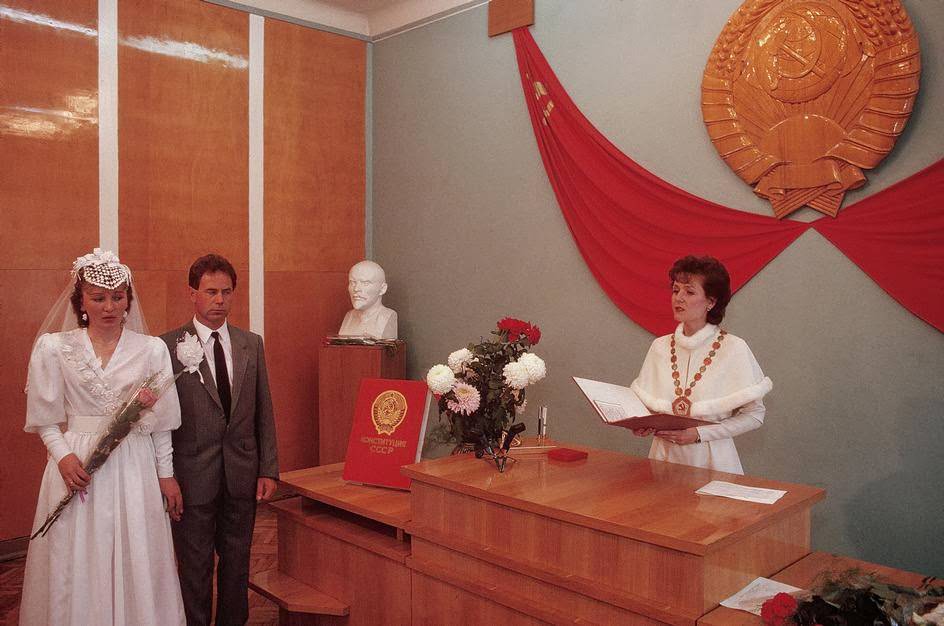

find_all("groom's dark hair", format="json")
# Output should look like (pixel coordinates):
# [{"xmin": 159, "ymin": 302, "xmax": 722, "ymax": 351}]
[{"xmin": 189, "ymin": 254, "xmax": 238, "ymax": 290}]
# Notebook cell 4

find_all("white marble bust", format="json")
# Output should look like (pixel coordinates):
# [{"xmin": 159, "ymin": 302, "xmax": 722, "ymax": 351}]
[{"xmin": 338, "ymin": 260, "xmax": 398, "ymax": 339}]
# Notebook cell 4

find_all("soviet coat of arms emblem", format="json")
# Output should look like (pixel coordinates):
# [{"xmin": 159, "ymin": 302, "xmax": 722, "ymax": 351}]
[
  {"xmin": 371, "ymin": 390, "xmax": 408, "ymax": 436},
  {"xmin": 702, "ymin": 0, "xmax": 920, "ymax": 218}
]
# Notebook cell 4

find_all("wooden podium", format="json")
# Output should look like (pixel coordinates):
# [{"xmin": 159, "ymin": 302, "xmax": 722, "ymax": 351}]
[
  {"xmin": 317, "ymin": 342, "xmax": 406, "ymax": 465},
  {"xmin": 254, "ymin": 445, "xmax": 825, "ymax": 625},
  {"xmin": 403, "ymin": 447, "xmax": 824, "ymax": 625}
]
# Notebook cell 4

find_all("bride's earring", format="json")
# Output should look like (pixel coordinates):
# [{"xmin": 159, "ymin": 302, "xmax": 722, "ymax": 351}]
[{"xmin": 81, "ymin": 312, "xmax": 88, "ymax": 322}]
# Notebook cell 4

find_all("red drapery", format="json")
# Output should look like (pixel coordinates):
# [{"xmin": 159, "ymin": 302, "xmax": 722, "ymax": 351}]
[{"xmin": 512, "ymin": 28, "xmax": 944, "ymax": 335}]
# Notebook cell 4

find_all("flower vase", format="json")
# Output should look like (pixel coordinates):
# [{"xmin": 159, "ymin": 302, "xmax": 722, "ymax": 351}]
[{"xmin": 450, "ymin": 441, "xmax": 477, "ymax": 455}]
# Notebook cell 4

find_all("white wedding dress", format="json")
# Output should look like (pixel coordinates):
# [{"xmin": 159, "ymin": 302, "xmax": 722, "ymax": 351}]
[{"xmin": 20, "ymin": 329, "xmax": 186, "ymax": 626}]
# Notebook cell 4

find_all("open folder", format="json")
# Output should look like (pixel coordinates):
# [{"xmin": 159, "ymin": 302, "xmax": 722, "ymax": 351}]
[{"xmin": 573, "ymin": 376, "xmax": 711, "ymax": 431}]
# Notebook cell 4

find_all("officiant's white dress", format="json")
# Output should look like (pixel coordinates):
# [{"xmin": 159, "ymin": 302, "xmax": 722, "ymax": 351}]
[
  {"xmin": 631, "ymin": 323, "xmax": 772, "ymax": 474},
  {"xmin": 20, "ymin": 329, "xmax": 186, "ymax": 626}
]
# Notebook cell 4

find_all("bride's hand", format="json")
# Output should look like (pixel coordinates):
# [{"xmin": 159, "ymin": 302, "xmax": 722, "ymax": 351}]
[
  {"xmin": 58, "ymin": 453, "xmax": 91, "ymax": 492},
  {"xmin": 159, "ymin": 477, "xmax": 184, "ymax": 521}
]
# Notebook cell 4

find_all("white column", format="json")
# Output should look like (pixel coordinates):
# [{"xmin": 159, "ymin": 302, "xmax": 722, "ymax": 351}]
[
  {"xmin": 248, "ymin": 13, "xmax": 265, "ymax": 336},
  {"xmin": 98, "ymin": 0, "xmax": 119, "ymax": 252}
]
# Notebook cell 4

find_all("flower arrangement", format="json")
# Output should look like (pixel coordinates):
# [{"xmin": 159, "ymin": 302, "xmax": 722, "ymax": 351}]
[
  {"xmin": 426, "ymin": 318, "xmax": 546, "ymax": 451},
  {"xmin": 760, "ymin": 570, "xmax": 944, "ymax": 626},
  {"xmin": 31, "ymin": 333, "xmax": 205, "ymax": 539}
]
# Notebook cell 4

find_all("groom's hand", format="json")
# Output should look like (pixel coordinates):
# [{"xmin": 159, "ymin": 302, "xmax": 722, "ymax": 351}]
[
  {"xmin": 256, "ymin": 477, "xmax": 277, "ymax": 502},
  {"xmin": 159, "ymin": 476, "xmax": 184, "ymax": 521}
]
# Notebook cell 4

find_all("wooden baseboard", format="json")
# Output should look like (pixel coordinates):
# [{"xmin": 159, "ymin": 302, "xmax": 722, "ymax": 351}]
[{"xmin": 0, "ymin": 537, "xmax": 28, "ymax": 562}]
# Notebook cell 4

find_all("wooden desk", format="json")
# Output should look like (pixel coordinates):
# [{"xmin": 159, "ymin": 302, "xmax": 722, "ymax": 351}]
[
  {"xmin": 403, "ymin": 447, "xmax": 825, "ymax": 625},
  {"xmin": 698, "ymin": 552, "xmax": 940, "ymax": 626},
  {"xmin": 261, "ymin": 464, "xmax": 413, "ymax": 625}
]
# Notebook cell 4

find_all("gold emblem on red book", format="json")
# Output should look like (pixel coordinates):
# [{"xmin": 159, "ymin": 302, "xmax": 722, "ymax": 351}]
[
  {"xmin": 702, "ymin": 0, "xmax": 920, "ymax": 218},
  {"xmin": 371, "ymin": 390, "xmax": 408, "ymax": 435}
]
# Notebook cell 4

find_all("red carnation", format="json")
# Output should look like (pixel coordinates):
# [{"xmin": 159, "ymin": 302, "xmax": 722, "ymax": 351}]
[
  {"xmin": 524, "ymin": 324, "xmax": 541, "ymax": 345},
  {"xmin": 497, "ymin": 318, "xmax": 542, "ymax": 346},
  {"xmin": 760, "ymin": 592, "xmax": 797, "ymax": 626},
  {"xmin": 497, "ymin": 317, "xmax": 527, "ymax": 339}
]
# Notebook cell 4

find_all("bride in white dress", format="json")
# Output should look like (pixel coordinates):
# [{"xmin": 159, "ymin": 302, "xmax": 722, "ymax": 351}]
[{"xmin": 19, "ymin": 249, "xmax": 186, "ymax": 626}]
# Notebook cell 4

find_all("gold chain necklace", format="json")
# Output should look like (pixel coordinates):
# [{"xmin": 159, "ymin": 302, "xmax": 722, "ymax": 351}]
[{"xmin": 670, "ymin": 329, "xmax": 727, "ymax": 417}]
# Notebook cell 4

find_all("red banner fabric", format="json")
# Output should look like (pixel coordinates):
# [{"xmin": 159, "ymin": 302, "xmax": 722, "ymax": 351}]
[
  {"xmin": 512, "ymin": 28, "xmax": 944, "ymax": 335},
  {"xmin": 812, "ymin": 160, "xmax": 944, "ymax": 332}
]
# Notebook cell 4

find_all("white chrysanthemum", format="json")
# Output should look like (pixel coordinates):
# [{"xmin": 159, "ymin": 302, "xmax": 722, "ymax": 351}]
[
  {"xmin": 426, "ymin": 364, "xmax": 456, "ymax": 394},
  {"xmin": 503, "ymin": 361, "xmax": 531, "ymax": 390},
  {"xmin": 447, "ymin": 348, "xmax": 473, "ymax": 373},
  {"xmin": 517, "ymin": 353, "xmax": 547, "ymax": 384}
]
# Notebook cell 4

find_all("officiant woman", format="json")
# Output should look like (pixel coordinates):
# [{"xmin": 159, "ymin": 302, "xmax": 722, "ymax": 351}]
[{"xmin": 629, "ymin": 255, "xmax": 772, "ymax": 474}]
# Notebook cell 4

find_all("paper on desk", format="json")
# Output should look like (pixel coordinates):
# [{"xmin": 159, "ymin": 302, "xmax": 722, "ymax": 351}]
[
  {"xmin": 695, "ymin": 480, "xmax": 786, "ymax": 504},
  {"xmin": 720, "ymin": 577, "xmax": 803, "ymax": 615}
]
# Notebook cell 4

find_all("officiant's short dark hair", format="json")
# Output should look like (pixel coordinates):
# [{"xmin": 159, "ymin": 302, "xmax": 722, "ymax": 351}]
[
  {"xmin": 669, "ymin": 255, "xmax": 731, "ymax": 325},
  {"xmin": 189, "ymin": 254, "xmax": 238, "ymax": 290}
]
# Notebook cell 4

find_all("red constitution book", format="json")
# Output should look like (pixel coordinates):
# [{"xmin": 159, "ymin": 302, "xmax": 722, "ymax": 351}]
[{"xmin": 342, "ymin": 378, "xmax": 432, "ymax": 490}]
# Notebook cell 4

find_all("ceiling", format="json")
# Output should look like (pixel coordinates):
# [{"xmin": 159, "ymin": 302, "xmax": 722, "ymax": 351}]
[{"xmin": 207, "ymin": 0, "xmax": 485, "ymax": 40}]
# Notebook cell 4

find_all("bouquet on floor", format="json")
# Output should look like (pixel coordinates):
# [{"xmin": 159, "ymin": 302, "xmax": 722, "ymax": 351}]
[
  {"xmin": 425, "ymin": 318, "xmax": 546, "ymax": 459},
  {"xmin": 31, "ymin": 332, "xmax": 205, "ymax": 539}
]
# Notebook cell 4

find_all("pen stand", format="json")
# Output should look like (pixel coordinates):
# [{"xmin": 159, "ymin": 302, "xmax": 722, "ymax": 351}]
[
  {"xmin": 476, "ymin": 447, "xmax": 518, "ymax": 472},
  {"xmin": 474, "ymin": 427, "xmax": 526, "ymax": 473}
]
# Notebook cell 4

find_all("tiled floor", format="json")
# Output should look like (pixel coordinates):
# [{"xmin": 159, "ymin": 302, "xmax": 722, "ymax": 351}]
[{"xmin": 0, "ymin": 506, "xmax": 280, "ymax": 625}]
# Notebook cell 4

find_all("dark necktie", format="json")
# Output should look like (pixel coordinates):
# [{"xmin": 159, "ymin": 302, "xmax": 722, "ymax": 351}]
[{"xmin": 211, "ymin": 331, "xmax": 231, "ymax": 421}]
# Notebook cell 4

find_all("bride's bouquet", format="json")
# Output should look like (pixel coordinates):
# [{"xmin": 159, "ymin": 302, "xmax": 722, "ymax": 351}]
[{"xmin": 31, "ymin": 333, "xmax": 205, "ymax": 539}]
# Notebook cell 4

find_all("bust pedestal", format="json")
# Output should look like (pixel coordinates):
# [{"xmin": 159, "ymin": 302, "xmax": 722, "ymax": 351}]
[{"xmin": 317, "ymin": 341, "xmax": 407, "ymax": 465}]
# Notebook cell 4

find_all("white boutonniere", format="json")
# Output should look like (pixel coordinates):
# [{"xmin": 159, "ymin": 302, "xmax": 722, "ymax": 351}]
[{"xmin": 176, "ymin": 332, "xmax": 206, "ymax": 384}]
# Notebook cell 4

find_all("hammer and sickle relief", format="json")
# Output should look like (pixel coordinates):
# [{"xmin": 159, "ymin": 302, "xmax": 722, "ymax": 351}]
[{"xmin": 702, "ymin": 0, "xmax": 920, "ymax": 218}]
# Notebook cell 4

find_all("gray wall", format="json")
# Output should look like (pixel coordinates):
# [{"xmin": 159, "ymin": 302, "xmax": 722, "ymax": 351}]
[{"xmin": 372, "ymin": 0, "xmax": 944, "ymax": 576}]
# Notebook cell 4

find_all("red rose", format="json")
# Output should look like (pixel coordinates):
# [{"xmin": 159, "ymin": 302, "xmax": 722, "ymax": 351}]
[
  {"xmin": 136, "ymin": 387, "xmax": 159, "ymax": 409},
  {"xmin": 760, "ymin": 592, "xmax": 797, "ymax": 626}
]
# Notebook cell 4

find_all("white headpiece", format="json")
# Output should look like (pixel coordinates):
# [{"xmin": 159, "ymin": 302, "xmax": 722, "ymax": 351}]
[
  {"xmin": 30, "ymin": 248, "xmax": 150, "ymax": 357},
  {"xmin": 72, "ymin": 248, "xmax": 132, "ymax": 289}
]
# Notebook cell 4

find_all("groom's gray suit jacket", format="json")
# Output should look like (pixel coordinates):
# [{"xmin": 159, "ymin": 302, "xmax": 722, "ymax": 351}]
[{"xmin": 162, "ymin": 322, "xmax": 279, "ymax": 505}]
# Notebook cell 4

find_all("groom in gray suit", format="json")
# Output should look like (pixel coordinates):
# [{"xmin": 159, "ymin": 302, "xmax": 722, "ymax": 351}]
[{"xmin": 162, "ymin": 254, "xmax": 279, "ymax": 625}]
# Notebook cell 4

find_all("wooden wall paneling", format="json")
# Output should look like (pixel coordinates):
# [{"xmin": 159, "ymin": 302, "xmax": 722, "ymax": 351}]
[
  {"xmin": 0, "ymin": 0, "xmax": 99, "ymax": 540},
  {"xmin": 0, "ymin": 271, "xmax": 79, "ymax": 539},
  {"xmin": 118, "ymin": 0, "xmax": 249, "ymax": 334},
  {"xmin": 265, "ymin": 272, "xmax": 350, "ymax": 470},
  {"xmin": 0, "ymin": 0, "xmax": 98, "ymax": 269},
  {"xmin": 131, "ymin": 269, "xmax": 250, "ymax": 337},
  {"xmin": 265, "ymin": 19, "xmax": 366, "ymax": 472},
  {"xmin": 263, "ymin": 19, "xmax": 365, "ymax": 274}
]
